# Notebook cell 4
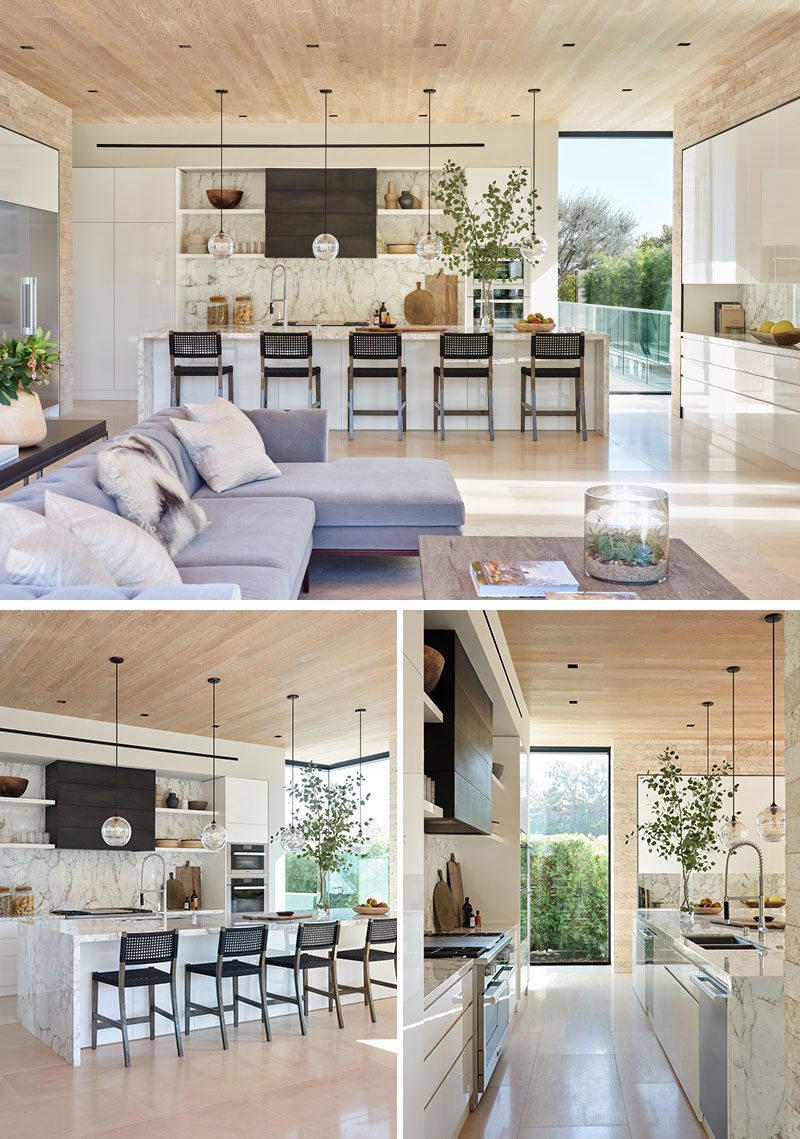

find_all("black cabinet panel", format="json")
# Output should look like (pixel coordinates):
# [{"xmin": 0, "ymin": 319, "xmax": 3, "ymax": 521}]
[
  {"xmin": 265, "ymin": 168, "xmax": 376, "ymax": 259},
  {"xmin": 46, "ymin": 760, "xmax": 155, "ymax": 850},
  {"xmin": 423, "ymin": 629, "xmax": 494, "ymax": 834}
]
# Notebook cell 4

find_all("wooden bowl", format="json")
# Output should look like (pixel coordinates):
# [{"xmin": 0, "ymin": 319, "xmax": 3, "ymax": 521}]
[
  {"xmin": 353, "ymin": 905, "xmax": 390, "ymax": 916},
  {"xmin": 155, "ymin": 838, "xmax": 180, "ymax": 848},
  {"xmin": 423, "ymin": 645, "xmax": 445, "ymax": 694},
  {"xmin": 693, "ymin": 904, "xmax": 722, "ymax": 915},
  {"xmin": 188, "ymin": 800, "xmax": 208, "ymax": 811},
  {"xmin": 749, "ymin": 328, "xmax": 800, "ymax": 347},
  {"xmin": 180, "ymin": 839, "xmax": 203, "ymax": 848},
  {"xmin": 742, "ymin": 897, "xmax": 785, "ymax": 909},
  {"xmin": 386, "ymin": 243, "xmax": 416, "ymax": 254},
  {"xmin": 206, "ymin": 188, "xmax": 244, "ymax": 210},
  {"xmin": 0, "ymin": 776, "xmax": 29, "ymax": 798},
  {"xmin": 514, "ymin": 320, "xmax": 557, "ymax": 333}
]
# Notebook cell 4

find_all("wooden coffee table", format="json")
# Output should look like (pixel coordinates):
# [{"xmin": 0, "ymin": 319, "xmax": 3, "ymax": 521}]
[
  {"xmin": 418, "ymin": 536, "xmax": 746, "ymax": 600},
  {"xmin": 0, "ymin": 419, "xmax": 107, "ymax": 493}
]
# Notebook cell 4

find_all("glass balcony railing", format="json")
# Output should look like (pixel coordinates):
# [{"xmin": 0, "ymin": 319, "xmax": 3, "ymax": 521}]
[{"xmin": 558, "ymin": 301, "xmax": 672, "ymax": 394}]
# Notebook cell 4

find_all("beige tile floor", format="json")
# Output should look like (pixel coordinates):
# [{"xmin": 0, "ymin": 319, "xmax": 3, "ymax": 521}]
[
  {"xmin": 0, "ymin": 993, "xmax": 396, "ymax": 1139},
  {"xmin": 459, "ymin": 966, "xmax": 703, "ymax": 1139},
  {"xmin": 53, "ymin": 395, "xmax": 800, "ymax": 599}
]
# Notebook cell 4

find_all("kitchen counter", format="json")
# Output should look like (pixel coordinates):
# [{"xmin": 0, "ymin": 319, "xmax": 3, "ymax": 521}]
[
  {"xmin": 683, "ymin": 329, "xmax": 800, "ymax": 359},
  {"xmin": 638, "ymin": 907, "xmax": 784, "ymax": 982},
  {"xmin": 423, "ymin": 920, "xmax": 517, "ymax": 1004},
  {"xmin": 18, "ymin": 912, "xmax": 394, "ymax": 1065},
  {"xmin": 138, "ymin": 326, "xmax": 609, "ymax": 435}
]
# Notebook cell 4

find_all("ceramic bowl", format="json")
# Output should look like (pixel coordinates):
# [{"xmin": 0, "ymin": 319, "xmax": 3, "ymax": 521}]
[
  {"xmin": 206, "ymin": 188, "xmax": 243, "ymax": 210},
  {"xmin": 0, "ymin": 776, "xmax": 29, "ymax": 798},
  {"xmin": 188, "ymin": 800, "xmax": 208, "ymax": 811},
  {"xmin": 423, "ymin": 645, "xmax": 445, "ymax": 694}
]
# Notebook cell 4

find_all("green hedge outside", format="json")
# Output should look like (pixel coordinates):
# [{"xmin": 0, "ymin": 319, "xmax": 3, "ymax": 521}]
[{"xmin": 528, "ymin": 834, "xmax": 609, "ymax": 962}]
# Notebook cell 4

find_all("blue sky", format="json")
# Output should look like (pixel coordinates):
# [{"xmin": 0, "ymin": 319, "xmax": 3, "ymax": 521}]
[{"xmin": 558, "ymin": 136, "xmax": 673, "ymax": 238}]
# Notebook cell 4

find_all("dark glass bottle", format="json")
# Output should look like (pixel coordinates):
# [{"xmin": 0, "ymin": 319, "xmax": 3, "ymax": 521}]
[{"xmin": 462, "ymin": 897, "xmax": 474, "ymax": 928}]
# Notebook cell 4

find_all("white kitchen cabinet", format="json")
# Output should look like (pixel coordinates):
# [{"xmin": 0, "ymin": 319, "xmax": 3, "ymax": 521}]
[
  {"xmin": 73, "ymin": 223, "xmax": 115, "ymax": 400},
  {"xmin": 423, "ymin": 967, "xmax": 474, "ymax": 1139},
  {"xmin": 114, "ymin": 168, "xmax": 175, "ymax": 224},
  {"xmin": 0, "ymin": 125, "xmax": 58, "ymax": 213},
  {"xmin": 113, "ymin": 222, "xmax": 174, "ymax": 394},
  {"xmin": 221, "ymin": 776, "xmax": 269, "ymax": 843},
  {"xmin": 654, "ymin": 964, "xmax": 701, "ymax": 1121},
  {"xmin": 0, "ymin": 922, "xmax": 18, "ymax": 997},
  {"xmin": 73, "ymin": 168, "xmax": 114, "ymax": 223}
]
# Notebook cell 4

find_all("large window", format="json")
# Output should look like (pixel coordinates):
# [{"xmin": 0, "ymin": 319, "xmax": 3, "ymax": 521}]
[
  {"xmin": 283, "ymin": 757, "xmax": 391, "ymax": 915},
  {"xmin": 527, "ymin": 748, "xmax": 610, "ymax": 965}
]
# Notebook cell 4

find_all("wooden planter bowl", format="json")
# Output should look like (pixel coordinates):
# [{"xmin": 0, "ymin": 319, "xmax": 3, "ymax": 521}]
[
  {"xmin": 515, "ymin": 321, "xmax": 557, "ymax": 333},
  {"xmin": 423, "ymin": 645, "xmax": 445, "ymax": 694},
  {"xmin": 693, "ymin": 904, "xmax": 722, "ymax": 915},
  {"xmin": 353, "ymin": 905, "xmax": 390, "ymax": 916},
  {"xmin": 206, "ymin": 188, "xmax": 244, "ymax": 210},
  {"xmin": 742, "ymin": 897, "xmax": 785, "ymax": 909},
  {"xmin": 0, "ymin": 776, "xmax": 29, "ymax": 798},
  {"xmin": 749, "ymin": 328, "xmax": 800, "ymax": 347}
]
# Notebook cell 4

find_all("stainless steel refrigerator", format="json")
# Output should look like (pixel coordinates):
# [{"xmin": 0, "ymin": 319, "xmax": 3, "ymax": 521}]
[{"xmin": 0, "ymin": 201, "xmax": 59, "ymax": 410}]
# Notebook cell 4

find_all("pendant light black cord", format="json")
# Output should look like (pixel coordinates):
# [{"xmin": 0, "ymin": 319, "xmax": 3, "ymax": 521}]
[
  {"xmin": 208, "ymin": 677, "xmax": 220, "ymax": 822},
  {"xmin": 110, "ymin": 656, "xmax": 123, "ymax": 816},
  {"xmin": 702, "ymin": 700, "xmax": 713, "ymax": 776},
  {"xmin": 321, "ymin": 89, "xmax": 332, "ymax": 234},
  {"xmin": 215, "ymin": 89, "xmax": 227, "ymax": 238},
  {"xmin": 766, "ymin": 613, "xmax": 782, "ymax": 808},
  {"xmin": 727, "ymin": 666, "xmax": 740, "ymax": 821},
  {"xmin": 288, "ymin": 694, "xmax": 299, "ymax": 827},
  {"xmin": 528, "ymin": 87, "xmax": 540, "ymax": 237},
  {"xmin": 424, "ymin": 88, "xmax": 435, "ymax": 237},
  {"xmin": 356, "ymin": 707, "xmax": 366, "ymax": 834}
]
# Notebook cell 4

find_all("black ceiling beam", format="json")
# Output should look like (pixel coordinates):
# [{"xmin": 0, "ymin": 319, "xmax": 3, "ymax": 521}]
[{"xmin": 96, "ymin": 141, "xmax": 485, "ymax": 149}]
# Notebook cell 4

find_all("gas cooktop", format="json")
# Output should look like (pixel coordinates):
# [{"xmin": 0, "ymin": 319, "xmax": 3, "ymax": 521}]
[{"xmin": 424, "ymin": 932, "xmax": 507, "ymax": 959}]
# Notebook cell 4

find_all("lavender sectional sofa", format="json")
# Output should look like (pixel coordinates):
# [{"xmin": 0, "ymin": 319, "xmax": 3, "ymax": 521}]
[{"xmin": 2, "ymin": 408, "xmax": 464, "ymax": 601}]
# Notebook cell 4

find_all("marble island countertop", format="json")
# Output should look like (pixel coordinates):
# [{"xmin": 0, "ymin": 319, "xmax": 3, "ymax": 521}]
[
  {"xmin": 23, "ymin": 911, "xmax": 382, "ymax": 942},
  {"xmin": 637, "ymin": 908, "xmax": 784, "ymax": 984},
  {"xmin": 423, "ymin": 919, "xmax": 518, "ymax": 1002},
  {"xmin": 682, "ymin": 329, "xmax": 800, "ymax": 359},
  {"xmin": 140, "ymin": 325, "xmax": 609, "ymax": 343}
]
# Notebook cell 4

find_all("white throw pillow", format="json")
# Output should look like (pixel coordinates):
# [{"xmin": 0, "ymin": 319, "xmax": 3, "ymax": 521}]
[
  {"xmin": 184, "ymin": 397, "xmax": 247, "ymax": 425},
  {"xmin": 0, "ymin": 503, "xmax": 117, "ymax": 588},
  {"xmin": 44, "ymin": 491, "xmax": 182, "ymax": 589},
  {"xmin": 96, "ymin": 433, "xmax": 208, "ymax": 557},
  {"xmin": 172, "ymin": 414, "xmax": 281, "ymax": 493}
]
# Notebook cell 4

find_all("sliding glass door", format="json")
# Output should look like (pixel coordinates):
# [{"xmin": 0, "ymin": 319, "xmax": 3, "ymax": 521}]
[{"xmin": 528, "ymin": 748, "xmax": 610, "ymax": 965}]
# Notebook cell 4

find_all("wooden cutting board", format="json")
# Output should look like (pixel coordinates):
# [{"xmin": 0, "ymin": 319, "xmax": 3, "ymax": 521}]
[
  {"xmin": 447, "ymin": 853, "xmax": 464, "ymax": 923},
  {"xmin": 738, "ymin": 918, "xmax": 785, "ymax": 930},
  {"xmin": 173, "ymin": 861, "xmax": 202, "ymax": 909},
  {"xmin": 166, "ymin": 872, "xmax": 185, "ymax": 912},
  {"xmin": 404, "ymin": 281, "xmax": 436, "ymax": 325},
  {"xmin": 426, "ymin": 270, "xmax": 459, "ymax": 325},
  {"xmin": 354, "ymin": 325, "xmax": 446, "ymax": 333},
  {"xmin": 433, "ymin": 868, "xmax": 457, "ymax": 932},
  {"xmin": 242, "ymin": 912, "xmax": 313, "ymax": 922}
]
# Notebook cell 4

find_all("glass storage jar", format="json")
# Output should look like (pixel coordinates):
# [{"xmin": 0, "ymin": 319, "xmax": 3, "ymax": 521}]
[
  {"xmin": 207, "ymin": 295, "xmax": 229, "ymax": 327},
  {"xmin": 13, "ymin": 886, "xmax": 34, "ymax": 916},
  {"xmin": 233, "ymin": 295, "xmax": 254, "ymax": 326},
  {"xmin": 0, "ymin": 887, "xmax": 11, "ymax": 916},
  {"xmin": 584, "ymin": 484, "xmax": 669, "ymax": 585}
]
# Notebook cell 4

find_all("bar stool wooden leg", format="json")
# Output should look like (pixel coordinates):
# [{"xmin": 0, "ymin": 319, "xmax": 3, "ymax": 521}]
[
  {"xmin": 520, "ymin": 371, "xmax": 527, "ymax": 432},
  {"xmin": 401, "ymin": 368, "xmax": 408, "ymax": 434},
  {"xmin": 303, "ymin": 968, "xmax": 310, "ymax": 1016},
  {"xmin": 315, "ymin": 368, "xmax": 322, "ymax": 409},
  {"xmin": 261, "ymin": 367, "xmax": 268, "ymax": 409},
  {"xmin": 294, "ymin": 965, "xmax": 307, "ymax": 1036},
  {"xmin": 574, "ymin": 374, "xmax": 581, "ymax": 433},
  {"xmin": 307, "ymin": 361, "xmax": 314, "ymax": 408},
  {"xmin": 215, "ymin": 971, "xmax": 229, "ymax": 1051},
  {"xmin": 364, "ymin": 956, "xmax": 377, "ymax": 1024},
  {"xmin": 531, "ymin": 373, "xmax": 538, "ymax": 442},
  {"xmin": 184, "ymin": 969, "xmax": 191, "ymax": 1035},
  {"xmin": 347, "ymin": 363, "xmax": 355, "ymax": 441},
  {"xmin": 148, "ymin": 983, "xmax": 156, "ymax": 1039},
  {"xmin": 396, "ymin": 364, "xmax": 403, "ymax": 442},
  {"xmin": 258, "ymin": 968, "xmax": 272, "ymax": 1042},
  {"xmin": 439, "ymin": 366, "xmax": 446, "ymax": 441},
  {"xmin": 233, "ymin": 976, "xmax": 240, "ymax": 1027},
  {"xmin": 170, "ymin": 972, "xmax": 184, "ymax": 1058},
  {"xmin": 227, "ymin": 371, "xmax": 233, "ymax": 402},
  {"xmin": 91, "ymin": 978, "xmax": 98, "ymax": 1049},
  {"xmin": 330, "ymin": 959, "xmax": 344, "ymax": 1030},
  {"xmin": 488, "ymin": 360, "xmax": 495, "ymax": 441},
  {"xmin": 579, "ymin": 361, "xmax": 588, "ymax": 441},
  {"xmin": 118, "ymin": 986, "xmax": 131, "ymax": 1068}
]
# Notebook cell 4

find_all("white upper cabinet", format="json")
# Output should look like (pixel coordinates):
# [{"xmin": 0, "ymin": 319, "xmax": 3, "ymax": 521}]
[
  {"xmin": 0, "ymin": 126, "xmax": 58, "ymax": 213},
  {"xmin": 73, "ymin": 168, "xmax": 114, "ymax": 222},
  {"xmin": 114, "ymin": 168, "xmax": 175, "ymax": 223}
]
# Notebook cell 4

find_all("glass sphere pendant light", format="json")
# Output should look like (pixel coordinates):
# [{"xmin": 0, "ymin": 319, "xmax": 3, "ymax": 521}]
[
  {"xmin": 101, "ymin": 657, "xmax": 132, "ymax": 848},
  {"xmin": 313, "ymin": 89, "xmax": 339, "ymax": 262},
  {"xmin": 281, "ymin": 694, "xmax": 305, "ymax": 853},
  {"xmin": 520, "ymin": 87, "xmax": 548, "ymax": 266},
  {"xmin": 208, "ymin": 90, "xmax": 235, "ymax": 259},
  {"xmin": 201, "ymin": 678, "xmax": 228, "ymax": 852},
  {"xmin": 718, "ymin": 665, "xmax": 749, "ymax": 848},
  {"xmin": 756, "ymin": 613, "xmax": 786, "ymax": 842},
  {"xmin": 416, "ymin": 89, "xmax": 443, "ymax": 263}
]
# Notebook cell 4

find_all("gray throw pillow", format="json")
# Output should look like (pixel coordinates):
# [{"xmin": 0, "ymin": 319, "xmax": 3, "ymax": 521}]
[{"xmin": 97, "ymin": 433, "xmax": 208, "ymax": 556}]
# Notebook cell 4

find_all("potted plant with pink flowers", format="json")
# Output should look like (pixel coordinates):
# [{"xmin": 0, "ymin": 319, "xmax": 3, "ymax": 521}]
[{"xmin": 0, "ymin": 327, "xmax": 60, "ymax": 445}]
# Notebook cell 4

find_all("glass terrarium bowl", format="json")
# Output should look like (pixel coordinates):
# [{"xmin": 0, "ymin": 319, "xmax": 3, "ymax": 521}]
[{"xmin": 584, "ymin": 484, "xmax": 669, "ymax": 585}]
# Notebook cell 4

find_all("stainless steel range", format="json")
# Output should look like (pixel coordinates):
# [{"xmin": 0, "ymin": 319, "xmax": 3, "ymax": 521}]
[{"xmin": 424, "ymin": 930, "xmax": 514, "ymax": 1107}]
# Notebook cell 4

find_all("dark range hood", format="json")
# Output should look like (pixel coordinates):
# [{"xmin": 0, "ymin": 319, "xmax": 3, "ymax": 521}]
[
  {"xmin": 423, "ymin": 630, "xmax": 493, "ymax": 835},
  {"xmin": 46, "ymin": 760, "xmax": 155, "ymax": 851}
]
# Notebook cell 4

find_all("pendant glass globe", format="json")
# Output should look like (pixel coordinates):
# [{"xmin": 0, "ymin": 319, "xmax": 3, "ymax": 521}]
[
  {"xmin": 520, "ymin": 232, "xmax": 548, "ymax": 266},
  {"xmin": 200, "ymin": 819, "xmax": 228, "ymax": 852},
  {"xmin": 281, "ymin": 825, "xmax": 305, "ymax": 854},
  {"xmin": 208, "ymin": 229, "xmax": 235, "ymax": 259},
  {"xmin": 416, "ymin": 231, "xmax": 443, "ymax": 262},
  {"xmin": 718, "ymin": 817, "xmax": 749, "ymax": 849},
  {"xmin": 755, "ymin": 803, "xmax": 786, "ymax": 842},
  {"xmin": 312, "ymin": 233, "xmax": 339, "ymax": 262},
  {"xmin": 101, "ymin": 815, "xmax": 132, "ymax": 848}
]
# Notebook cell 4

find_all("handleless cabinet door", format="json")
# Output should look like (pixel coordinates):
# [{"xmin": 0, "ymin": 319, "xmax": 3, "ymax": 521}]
[
  {"xmin": 73, "ymin": 169, "xmax": 114, "ymax": 223},
  {"xmin": 73, "ymin": 222, "xmax": 115, "ymax": 398},
  {"xmin": 114, "ymin": 168, "xmax": 175, "ymax": 223},
  {"xmin": 113, "ymin": 222, "xmax": 174, "ymax": 394}
]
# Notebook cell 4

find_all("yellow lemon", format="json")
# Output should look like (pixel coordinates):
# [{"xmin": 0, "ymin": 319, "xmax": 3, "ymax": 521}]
[
  {"xmin": 772, "ymin": 320, "xmax": 795, "ymax": 334},
  {"xmin": 757, "ymin": 320, "xmax": 775, "ymax": 333}
]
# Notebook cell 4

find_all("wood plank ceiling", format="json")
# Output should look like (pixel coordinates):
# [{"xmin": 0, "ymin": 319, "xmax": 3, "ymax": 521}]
[
  {"xmin": 499, "ymin": 610, "xmax": 785, "ymax": 747},
  {"xmin": 1, "ymin": 1, "xmax": 799, "ymax": 127},
  {"xmin": 0, "ymin": 610, "xmax": 395, "ymax": 765}
]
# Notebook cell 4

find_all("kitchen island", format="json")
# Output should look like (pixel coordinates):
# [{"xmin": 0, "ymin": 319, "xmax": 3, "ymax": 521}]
[
  {"xmin": 633, "ymin": 909, "xmax": 783, "ymax": 1139},
  {"xmin": 138, "ymin": 326, "xmax": 609, "ymax": 435},
  {"xmin": 18, "ymin": 912, "xmax": 394, "ymax": 1066}
]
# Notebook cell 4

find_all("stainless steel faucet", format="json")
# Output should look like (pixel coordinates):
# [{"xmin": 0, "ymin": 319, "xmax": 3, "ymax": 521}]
[
  {"xmin": 723, "ymin": 840, "xmax": 766, "ymax": 933},
  {"xmin": 139, "ymin": 853, "xmax": 167, "ymax": 914},
  {"xmin": 269, "ymin": 263, "xmax": 290, "ymax": 329}
]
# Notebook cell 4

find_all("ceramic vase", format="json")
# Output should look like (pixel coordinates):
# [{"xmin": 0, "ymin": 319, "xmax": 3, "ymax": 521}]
[
  {"xmin": 399, "ymin": 190, "xmax": 414, "ymax": 210},
  {"xmin": 384, "ymin": 180, "xmax": 399, "ymax": 209},
  {"xmin": 0, "ymin": 389, "xmax": 47, "ymax": 446},
  {"xmin": 165, "ymin": 791, "xmax": 180, "ymax": 809}
]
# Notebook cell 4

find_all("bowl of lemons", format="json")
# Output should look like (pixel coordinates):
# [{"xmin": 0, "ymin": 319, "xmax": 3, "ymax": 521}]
[
  {"xmin": 515, "ymin": 313, "xmax": 556, "ymax": 333},
  {"xmin": 749, "ymin": 319, "xmax": 800, "ymax": 346}
]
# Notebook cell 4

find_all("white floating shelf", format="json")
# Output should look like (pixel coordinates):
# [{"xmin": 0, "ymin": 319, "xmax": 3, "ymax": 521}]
[
  {"xmin": 155, "ymin": 807, "xmax": 213, "ymax": 817},
  {"xmin": 377, "ymin": 208, "xmax": 444, "ymax": 216},
  {"xmin": 377, "ymin": 253, "xmax": 421, "ymax": 260},
  {"xmin": 0, "ymin": 797, "xmax": 54, "ymax": 807},
  {"xmin": 423, "ymin": 692, "xmax": 444, "ymax": 724},
  {"xmin": 177, "ymin": 253, "xmax": 264, "ymax": 259},
  {"xmin": 0, "ymin": 842, "xmax": 55, "ymax": 849},
  {"xmin": 423, "ymin": 800, "xmax": 444, "ymax": 819},
  {"xmin": 491, "ymin": 774, "xmax": 504, "ymax": 790},
  {"xmin": 459, "ymin": 832, "xmax": 503, "ymax": 843},
  {"xmin": 178, "ymin": 208, "xmax": 264, "ymax": 215},
  {"xmin": 151, "ymin": 848, "xmax": 218, "ymax": 854}
]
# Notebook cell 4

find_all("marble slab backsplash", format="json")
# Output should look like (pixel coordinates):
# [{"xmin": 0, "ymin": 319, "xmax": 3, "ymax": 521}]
[
  {"xmin": 639, "ymin": 872, "xmax": 785, "ymax": 908},
  {"xmin": 741, "ymin": 283, "xmax": 799, "ymax": 327},
  {"xmin": 0, "ymin": 763, "xmax": 216, "ymax": 911},
  {"xmin": 425, "ymin": 833, "xmax": 456, "ymax": 931},
  {"xmin": 178, "ymin": 256, "xmax": 464, "ymax": 327}
]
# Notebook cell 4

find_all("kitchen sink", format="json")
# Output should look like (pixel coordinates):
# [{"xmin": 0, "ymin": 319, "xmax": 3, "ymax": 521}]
[{"xmin": 684, "ymin": 933, "xmax": 759, "ymax": 950}]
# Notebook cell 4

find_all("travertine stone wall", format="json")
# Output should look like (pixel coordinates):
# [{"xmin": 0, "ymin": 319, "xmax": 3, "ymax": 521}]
[
  {"xmin": 784, "ymin": 612, "xmax": 800, "ymax": 1138},
  {"xmin": 613, "ymin": 736, "xmax": 781, "ymax": 972},
  {"xmin": 0, "ymin": 69, "xmax": 72, "ymax": 410},
  {"xmin": 671, "ymin": 28, "xmax": 800, "ymax": 417}
]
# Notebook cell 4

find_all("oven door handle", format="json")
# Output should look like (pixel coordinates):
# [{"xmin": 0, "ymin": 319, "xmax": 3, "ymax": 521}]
[{"xmin": 484, "ymin": 980, "xmax": 510, "ymax": 1005}]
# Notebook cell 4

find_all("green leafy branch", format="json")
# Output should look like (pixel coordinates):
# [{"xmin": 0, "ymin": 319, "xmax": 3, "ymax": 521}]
[
  {"xmin": 0, "ymin": 329, "xmax": 59, "ymax": 406},
  {"xmin": 271, "ymin": 762, "xmax": 373, "ymax": 876}
]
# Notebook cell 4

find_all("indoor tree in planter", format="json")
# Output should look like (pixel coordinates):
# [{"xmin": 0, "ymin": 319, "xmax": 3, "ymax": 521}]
[
  {"xmin": 272, "ymin": 762, "xmax": 372, "ymax": 919},
  {"xmin": 0, "ymin": 328, "xmax": 59, "ymax": 446},
  {"xmin": 626, "ymin": 746, "xmax": 736, "ymax": 912},
  {"xmin": 436, "ymin": 160, "xmax": 536, "ymax": 329}
]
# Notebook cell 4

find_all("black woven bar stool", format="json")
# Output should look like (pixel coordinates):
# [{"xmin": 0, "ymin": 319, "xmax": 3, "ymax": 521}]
[
  {"xmin": 433, "ymin": 332, "xmax": 494, "ymax": 440},
  {"xmin": 520, "ymin": 331, "xmax": 587, "ymax": 441},
  {"xmin": 337, "ymin": 917, "xmax": 397, "ymax": 1023},
  {"xmin": 184, "ymin": 923, "xmax": 270, "ymax": 1050},
  {"xmin": 260, "ymin": 331, "xmax": 321, "ymax": 410},
  {"xmin": 347, "ymin": 331, "xmax": 407, "ymax": 441},
  {"xmin": 91, "ymin": 929, "xmax": 183, "ymax": 1068},
  {"xmin": 264, "ymin": 920, "xmax": 344, "ymax": 1035},
  {"xmin": 168, "ymin": 330, "xmax": 234, "ymax": 406}
]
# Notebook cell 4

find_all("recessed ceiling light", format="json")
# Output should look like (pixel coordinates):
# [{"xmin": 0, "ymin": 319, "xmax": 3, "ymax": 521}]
[
  {"xmin": 178, "ymin": 44, "xmax": 191, "ymax": 48},
  {"xmin": 20, "ymin": 45, "xmax": 34, "ymax": 49},
  {"xmin": 567, "ymin": 663, "xmax": 578, "ymax": 669},
  {"xmin": 511, "ymin": 113, "xmax": 520, "ymax": 118},
  {"xmin": 419, "ymin": 113, "xmax": 427, "ymax": 117},
  {"xmin": 238, "ymin": 113, "xmax": 247, "ymax": 118},
  {"xmin": 686, "ymin": 723, "xmax": 695, "ymax": 728},
  {"xmin": 569, "ymin": 699, "xmax": 578, "ymax": 705},
  {"xmin": 56, "ymin": 699, "xmax": 67, "ymax": 704},
  {"xmin": 677, "ymin": 41, "xmax": 691, "ymax": 46},
  {"xmin": 139, "ymin": 713, "xmax": 149, "ymax": 718},
  {"xmin": 329, "ymin": 113, "xmax": 338, "ymax": 117},
  {"xmin": 306, "ymin": 42, "xmax": 319, "ymax": 48},
  {"xmin": 87, "ymin": 89, "xmax": 98, "ymax": 93},
  {"xmin": 274, "ymin": 734, "xmax": 283, "ymax": 739},
  {"xmin": 434, "ymin": 42, "xmax": 447, "ymax": 47},
  {"xmin": 622, "ymin": 87, "xmax": 633, "ymax": 92},
  {"xmin": 562, "ymin": 42, "xmax": 576, "ymax": 47},
  {"xmin": 213, "ymin": 723, "xmax": 220, "ymax": 730}
]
